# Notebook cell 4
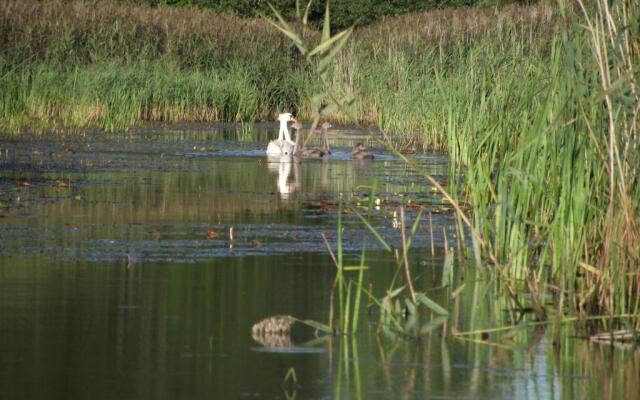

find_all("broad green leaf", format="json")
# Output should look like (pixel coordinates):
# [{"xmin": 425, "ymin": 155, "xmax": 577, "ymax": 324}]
[
  {"xmin": 419, "ymin": 316, "xmax": 447, "ymax": 335},
  {"xmin": 309, "ymin": 29, "xmax": 352, "ymax": 57},
  {"xmin": 320, "ymin": 102, "xmax": 339, "ymax": 117},
  {"xmin": 317, "ymin": 27, "xmax": 353, "ymax": 74},
  {"xmin": 321, "ymin": 0, "xmax": 330, "ymax": 43},
  {"xmin": 303, "ymin": 0, "xmax": 314, "ymax": 25},
  {"xmin": 384, "ymin": 285, "xmax": 405, "ymax": 300},
  {"xmin": 267, "ymin": 4, "xmax": 307, "ymax": 55},
  {"xmin": 417, "ymin": 293, "xmax": 449, "ymax": 316},
  {"xmin": 404, "ymin": 297, "xmax": 416, "ymax": 316}
]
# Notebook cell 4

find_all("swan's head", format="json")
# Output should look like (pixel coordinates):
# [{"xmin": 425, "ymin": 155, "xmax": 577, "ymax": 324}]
[
  {"xmin": 321, "ymin": 122, "xmax": 333, "ymax": 130},
  {"xmin": 278, "ymin": 113, "xmax": 295, "ymax": 123}
]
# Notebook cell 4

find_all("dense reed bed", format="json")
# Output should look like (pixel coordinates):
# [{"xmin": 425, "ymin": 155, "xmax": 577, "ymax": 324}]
[
  {"xmin": 1, "ymin": 0, "xmax": 554, "ymax": 136},
  {"xmin": 437, "ymin": 0, "xmax": 639, "ymax": 325},
  {"xmin": 270, "ymin": 0, "xmax": 639, "ymax": 330},
  {"xmin": 0, "ymin": 0, "xmax": 312, "ymax": 130}
]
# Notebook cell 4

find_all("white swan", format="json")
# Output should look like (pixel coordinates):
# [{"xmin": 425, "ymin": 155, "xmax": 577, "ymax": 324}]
[
  {"xmin": 266, "ymin": 113, "xmax": 296, "ymax": 156},
  {"xmin": 266, "ymin": 155, "xmax": 298, "ymax": 199}
]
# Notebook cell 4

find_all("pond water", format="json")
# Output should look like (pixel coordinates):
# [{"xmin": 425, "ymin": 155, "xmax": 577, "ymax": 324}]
[{"xmin": 0, "ymin": 123, "xmax": 637, "ymax": 399}]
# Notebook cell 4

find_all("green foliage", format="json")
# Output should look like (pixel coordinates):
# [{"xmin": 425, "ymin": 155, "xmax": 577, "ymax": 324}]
[
  {"xmin": 0, "ymin": 60, "xmax": 269, "ymax": 131},
  {"xmin": 0, "ymin": 1, "xmax": 554, "ymax": 132}
]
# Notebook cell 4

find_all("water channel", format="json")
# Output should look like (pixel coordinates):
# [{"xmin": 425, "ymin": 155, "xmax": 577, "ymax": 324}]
[{"xmin": 0, "ymin": 124, "xmax": 637, "ymax": 399}]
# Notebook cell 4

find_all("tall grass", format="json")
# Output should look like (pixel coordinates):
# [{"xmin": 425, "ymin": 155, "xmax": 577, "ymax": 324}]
[
  {"xmin": 1, "ymin": 61, "xmax": 271, "ymax": 132},
  {"xmin": 301, "ymin": 0, "xmax": 639, "ymax": 328},
  {"xmin": 0, "ymin": 1, "xmax": 555, "ymax": 134},
  {"xmin": 0, "ymin": 0, "xmax": 311, "ymax": 131},
  {"xmin": 366, "ymin": 0, "xmax": 639, "ymax": 325}
]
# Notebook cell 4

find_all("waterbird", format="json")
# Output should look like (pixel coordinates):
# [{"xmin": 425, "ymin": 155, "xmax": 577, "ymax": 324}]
[
  {"xmin": 266, "ymin": 113, "xmax": 296, "ymax": 156},
  {"xmin": 320, "ymin": 122, "xmax": 332, "ymax": 155},
  {"xmin": 351, "ymin": 142, "xmax": 374, "ymax": 159},
  {"xmin": 291, "ymin": 122, "xmax": 330, "ymax": 159}
]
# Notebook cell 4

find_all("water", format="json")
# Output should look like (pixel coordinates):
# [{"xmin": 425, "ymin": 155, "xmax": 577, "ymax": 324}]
[{"xmin": 0, "ymin": 124, "xmax": 637, "ymax": 399}]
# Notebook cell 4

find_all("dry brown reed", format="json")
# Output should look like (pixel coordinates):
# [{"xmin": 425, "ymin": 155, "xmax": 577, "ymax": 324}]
[
  {"xmin": 0, "ymin": 0, "xmax": 295, "ymax": 68},
  {"xmin": 354, "ymin": 3, "xmax": 556, "ymax": 50}
]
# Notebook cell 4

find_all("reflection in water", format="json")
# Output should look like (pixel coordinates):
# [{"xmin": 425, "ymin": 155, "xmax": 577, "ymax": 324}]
[
  {"xmin": 267, "ymin": 155, "xmax": 297, "ymax": 199},
  {"xmin": 267, "ymin": 156, "xmax": 330, "ymax": 200},
  {"xmin": 251, "ymin": 315, "xmax": 295, "ymax": 348},
  {"xmin": 352, "ymin": 157, "xmax": 374, "ymax": 173},
  {"xmin": 0, "ymin": 126, "xmax": 638, "ymax": 400},
  {"xmin": 251, "ymin": 331, "xmax": 295, "ymax": 348}
]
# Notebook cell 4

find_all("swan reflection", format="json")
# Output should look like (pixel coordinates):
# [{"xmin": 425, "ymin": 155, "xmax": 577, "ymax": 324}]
[{"xmin": 267, "ymin": 155, "xmax": 299, "ymax": 199}]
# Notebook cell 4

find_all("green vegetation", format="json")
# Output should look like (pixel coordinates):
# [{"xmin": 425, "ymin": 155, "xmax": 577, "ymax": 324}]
[
  {"xmin": 436, "ymin": 0, "xmax": 639, "ymax": 328},
  {"xmin": 266, "ymin": 0, "xmax": 639, "ymax": 334},
  {"xmin": 0, "ymin": 0, "xmax": 553, "ymax": 136},
  {"xmin": 1, "ymin": 0, "xmax": 638, "ymax": 331}
]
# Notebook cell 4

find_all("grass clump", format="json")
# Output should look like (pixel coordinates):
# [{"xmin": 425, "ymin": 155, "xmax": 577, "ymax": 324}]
[
  {"xmin": 0, "ymin": 1, "xmax": 556, "ymax": 134},
  {"xmin": 0, "ymin": 0, "xmax": 310, "ymax": 132}
]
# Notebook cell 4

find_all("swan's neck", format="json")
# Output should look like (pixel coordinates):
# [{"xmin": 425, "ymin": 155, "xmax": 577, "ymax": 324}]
[
  {"xmin": 321, "ymin": 128, "xmax": 330, "ymax": 152},
  {"xmin": 279, "ymin": 120, "xmax": 288, "ymax": 140},
  {"xmin": 279, "ymin": 119, "xmax": 294, "ymax": 144}
]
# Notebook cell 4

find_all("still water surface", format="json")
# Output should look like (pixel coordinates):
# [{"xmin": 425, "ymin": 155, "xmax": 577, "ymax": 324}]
[{"xmin": 0, "ymin": 124, "xmax": 637, "ymax": 399}]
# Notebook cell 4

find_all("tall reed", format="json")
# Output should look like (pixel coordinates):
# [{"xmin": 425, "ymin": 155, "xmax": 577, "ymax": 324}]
[
  {"xmin": 0, "ymin": 1, "xmax": 556, "ymax": 134},
  {"xmin": 379, "ymin": 0, "xmax": 640, "ymax": 324}
]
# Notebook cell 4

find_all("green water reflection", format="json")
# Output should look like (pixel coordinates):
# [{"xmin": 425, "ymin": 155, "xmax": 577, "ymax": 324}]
[{"xmin": 0, "ymin": 126, "xmax": 637, "ymax": 399}]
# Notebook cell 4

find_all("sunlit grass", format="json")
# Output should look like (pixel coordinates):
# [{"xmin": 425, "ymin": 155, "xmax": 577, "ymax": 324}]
[{"xmin": 1, "ymin": 1, "xmax": 554, "ymax": 135}]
